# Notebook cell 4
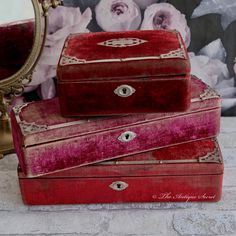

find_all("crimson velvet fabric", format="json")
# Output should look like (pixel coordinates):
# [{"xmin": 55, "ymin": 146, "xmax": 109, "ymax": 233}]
[
  {"xmin": 18, "ymin": 138, "xmax": 223, "ymax": 205},
  {"xmin": 57, "ymin": 30, "xmax": 191, "ymax": 115},
  {"xmin": 58, "ymin": 30, "xmax": 190, "ymax": 80},
  {"xmin": 11, "ymin": 77, "xmax": 220, "ymax": 178}
]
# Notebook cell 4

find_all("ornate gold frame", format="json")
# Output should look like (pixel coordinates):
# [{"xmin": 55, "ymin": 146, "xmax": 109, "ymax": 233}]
[
  {"xmin": 0, "ymin": 1, "xmax": 42, "ymax": 100},
  {"xmin": 0, "ymin": 0, "xmax": 62, "ymax": 158}
]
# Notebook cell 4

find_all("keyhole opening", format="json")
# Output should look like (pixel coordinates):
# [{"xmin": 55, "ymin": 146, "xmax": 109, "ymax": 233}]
[
  {"xmin": 122, "ymin": 88, "xmax": 127, "ymax": 95},
  {"xmin": 118, "ymin": 131, "xmax": 136, "ymax": 142},
  {"xmin": 117, "ymin": 183, "xmax": 122, "ymax": 189}
]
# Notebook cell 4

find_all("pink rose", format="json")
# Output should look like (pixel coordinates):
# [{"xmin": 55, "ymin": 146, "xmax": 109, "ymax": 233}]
[
  {"xmin": 26, "ymin": 6, "xmax": 92, "ymax": 99},
  {"xmin": 141, "ymin": 3, "xmax": 190, "ymax": 47},
  {"xmin": 95, "ymin": 0, "xmax": 141, "ymax": 31},
  {"xmin": 133, "ymin": 0, "xmax": 166, "ymax": 10}
]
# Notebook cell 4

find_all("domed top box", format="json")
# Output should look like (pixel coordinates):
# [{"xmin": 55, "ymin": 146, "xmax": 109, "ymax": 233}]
[{"xmin": 57, "ymin": 30, "xmax": 191, "ymax": 116}]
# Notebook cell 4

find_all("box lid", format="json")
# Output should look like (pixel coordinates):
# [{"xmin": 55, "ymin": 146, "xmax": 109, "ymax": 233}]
[
  {"xmin": 57, "ymin": 30, "xmax": 190, "ymax": 82},
  {"xmin": 18, "ymin": 138, "xmax": 223, "ymax": 178},
  {"xmin": 11, "ymin": 76, "xmax": 220, "ymax": 148}
]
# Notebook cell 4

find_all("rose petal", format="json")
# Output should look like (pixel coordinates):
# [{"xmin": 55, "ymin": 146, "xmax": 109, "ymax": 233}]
[
  {"xmin": 46, "ymin": 8, "xmax": 92, "ymax": 43},
  {"xmin": 217, "ymin": 87, "xmax": 236, "ymax": 98},
  {"xmin": 221, "ymin": 98, "xmax": 236, "ymax": 112},
  {"xmin": 38, "ymin": 78, "xmax": 56, "ymax": 100},
  {"xmin": 189, "ymin": 53, "xmax": 230, "ymax": 88},
  {"xmin": 30, "ymin": 64, "xmax": 57, "ymax": 87},
  {"xmin": 24, "ymin": 85, "xmax": 38, "ymax": 93},
  {"xmin": 48, "ymin": 6, "xmax": 82, "ymax": 34},
  {"xmin": 191, "ymin": 0, "xmax": 236, "ymax": 30},
  {"xmin": 198, "ymin": 39, "xmax": 226, "ymax": 62},
  {"xmin": 189, "ymin": 53, "xmax": 216, "ymax": 87},
  {"xmin": 215, "ymin": 77, "xmax": 235, "ymax": 89}
]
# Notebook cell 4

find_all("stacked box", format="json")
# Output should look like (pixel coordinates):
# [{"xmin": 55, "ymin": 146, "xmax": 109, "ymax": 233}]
[
  {"xmin": 10, "ymin": 30, "xmax": 223, "ymax": 204},
  {"xmin": 18, "ymin": 138, "xmax": 223, "ymax": 205},
  {"xmin": 11, "ymin": 77, "xmax": 220, "ymax": 177},
  {"xmin": 57, "ymin": 30, "xmax": 191, "ymax": 116}
]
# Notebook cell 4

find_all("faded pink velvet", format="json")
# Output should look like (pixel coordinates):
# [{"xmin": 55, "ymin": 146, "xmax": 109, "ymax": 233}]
[
  {"xmin": 57, "ymin": 30, "xmax": 191, "ymax": 115},
  {"xmin": 11, "ymin": 77, "xmax": 221, "ymax": 177},
  {"xmin": 18, "ymin": 138, "xmax": 224, "ymax": 205}
]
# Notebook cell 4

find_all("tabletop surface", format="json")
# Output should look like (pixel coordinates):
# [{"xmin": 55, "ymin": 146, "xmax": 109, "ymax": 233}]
[{"xmin": 0, "ymin": 117, "xmax": 236, "ymax": 236}]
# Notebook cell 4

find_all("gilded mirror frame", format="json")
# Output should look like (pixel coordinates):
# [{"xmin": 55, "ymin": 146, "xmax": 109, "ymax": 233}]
[
  {"xmin": 0, "ymin": 0, "xmax": 62, "ymax": 157},
  {"xmin": 0, "ymin": 0, "xmax": 43, "ymax": 100},
  {"xmin": 0, "ymin": 0, "xmax": 61, "ymax": 101}
]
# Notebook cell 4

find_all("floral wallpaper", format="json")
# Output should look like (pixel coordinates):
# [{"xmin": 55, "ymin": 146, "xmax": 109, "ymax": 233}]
[{"xmin": 25, "ymin": 0, "xmax": 236, "ymax": 115}]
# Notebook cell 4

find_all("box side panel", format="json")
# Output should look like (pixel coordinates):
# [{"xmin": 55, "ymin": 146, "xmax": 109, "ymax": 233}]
[
  {"xmin": 24, "ymin": 108, "xmax": 220, "ymax": 177},
  {"xmin": 19, "ymin": 174, "xmax": 223, "ymax": 205},
  {"xmin": 19, "ymin": 163, "xmax": 223, "ymax": 178},
  {"xmin": 58, "ymin": 76, "xmax": 191, "ymax": 116},
  {"xmin": 10, "ymin": 111, "xmax": 26, "ymax": 173}
]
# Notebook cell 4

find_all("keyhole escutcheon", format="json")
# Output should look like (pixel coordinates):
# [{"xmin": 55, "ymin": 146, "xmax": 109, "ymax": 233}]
[
  {"xmin": 109, "ymin": 181, "xmax": 129, "ymax": 191},
  {"xmin": 114, "ymin": 85, "xmax": 136, "ymax": 97},
  {"xmin": 118, "ymin": 131, "xmax": 137, "ymax": 142}
]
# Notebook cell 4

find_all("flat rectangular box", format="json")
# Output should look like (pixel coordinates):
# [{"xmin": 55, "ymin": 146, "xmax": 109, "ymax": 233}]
[
  {"xmin": 11, "ymin": 77, "xmax": 220, "ymax": 177},
  {"xmin": 57, "ymin": 30, "xmax": 191, "ymax": 116},
  {"xmin": 18, "ymin": 138, "xmax": 224, "ymax": 205}
]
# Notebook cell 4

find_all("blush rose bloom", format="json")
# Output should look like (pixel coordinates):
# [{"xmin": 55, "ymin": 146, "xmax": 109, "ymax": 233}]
[
  {"xmin": 141, "ymin": 3, "xmax": 191, "ymax": 47},
  {"xmin": 25, "ymin": 6, "xmax": 92, "ymax": 99},
  {"xmin": 95, "ymin": 0, "xmax": 142, "ymax": 31}
]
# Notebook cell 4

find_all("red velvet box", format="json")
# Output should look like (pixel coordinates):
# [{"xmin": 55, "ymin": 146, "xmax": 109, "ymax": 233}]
[
  {"xmin": 11, "ymin": 77, "xmax": 220, "ymax": 178},
  {"xmin": 18, "ymin": 138, "xmax": 223, "ymax": 205},
  {"xmin": 57, "ymin": 30, "xmax": 191, "ymax": 116},
  {"xmin": 11, "ymin": 78, "xmax": 221, "ymax": 177}
]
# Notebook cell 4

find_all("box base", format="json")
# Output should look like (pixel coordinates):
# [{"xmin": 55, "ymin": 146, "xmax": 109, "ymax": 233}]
[{"xmin": 18, "ymin": 171, "xmax": 223, "ymax": 205}]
